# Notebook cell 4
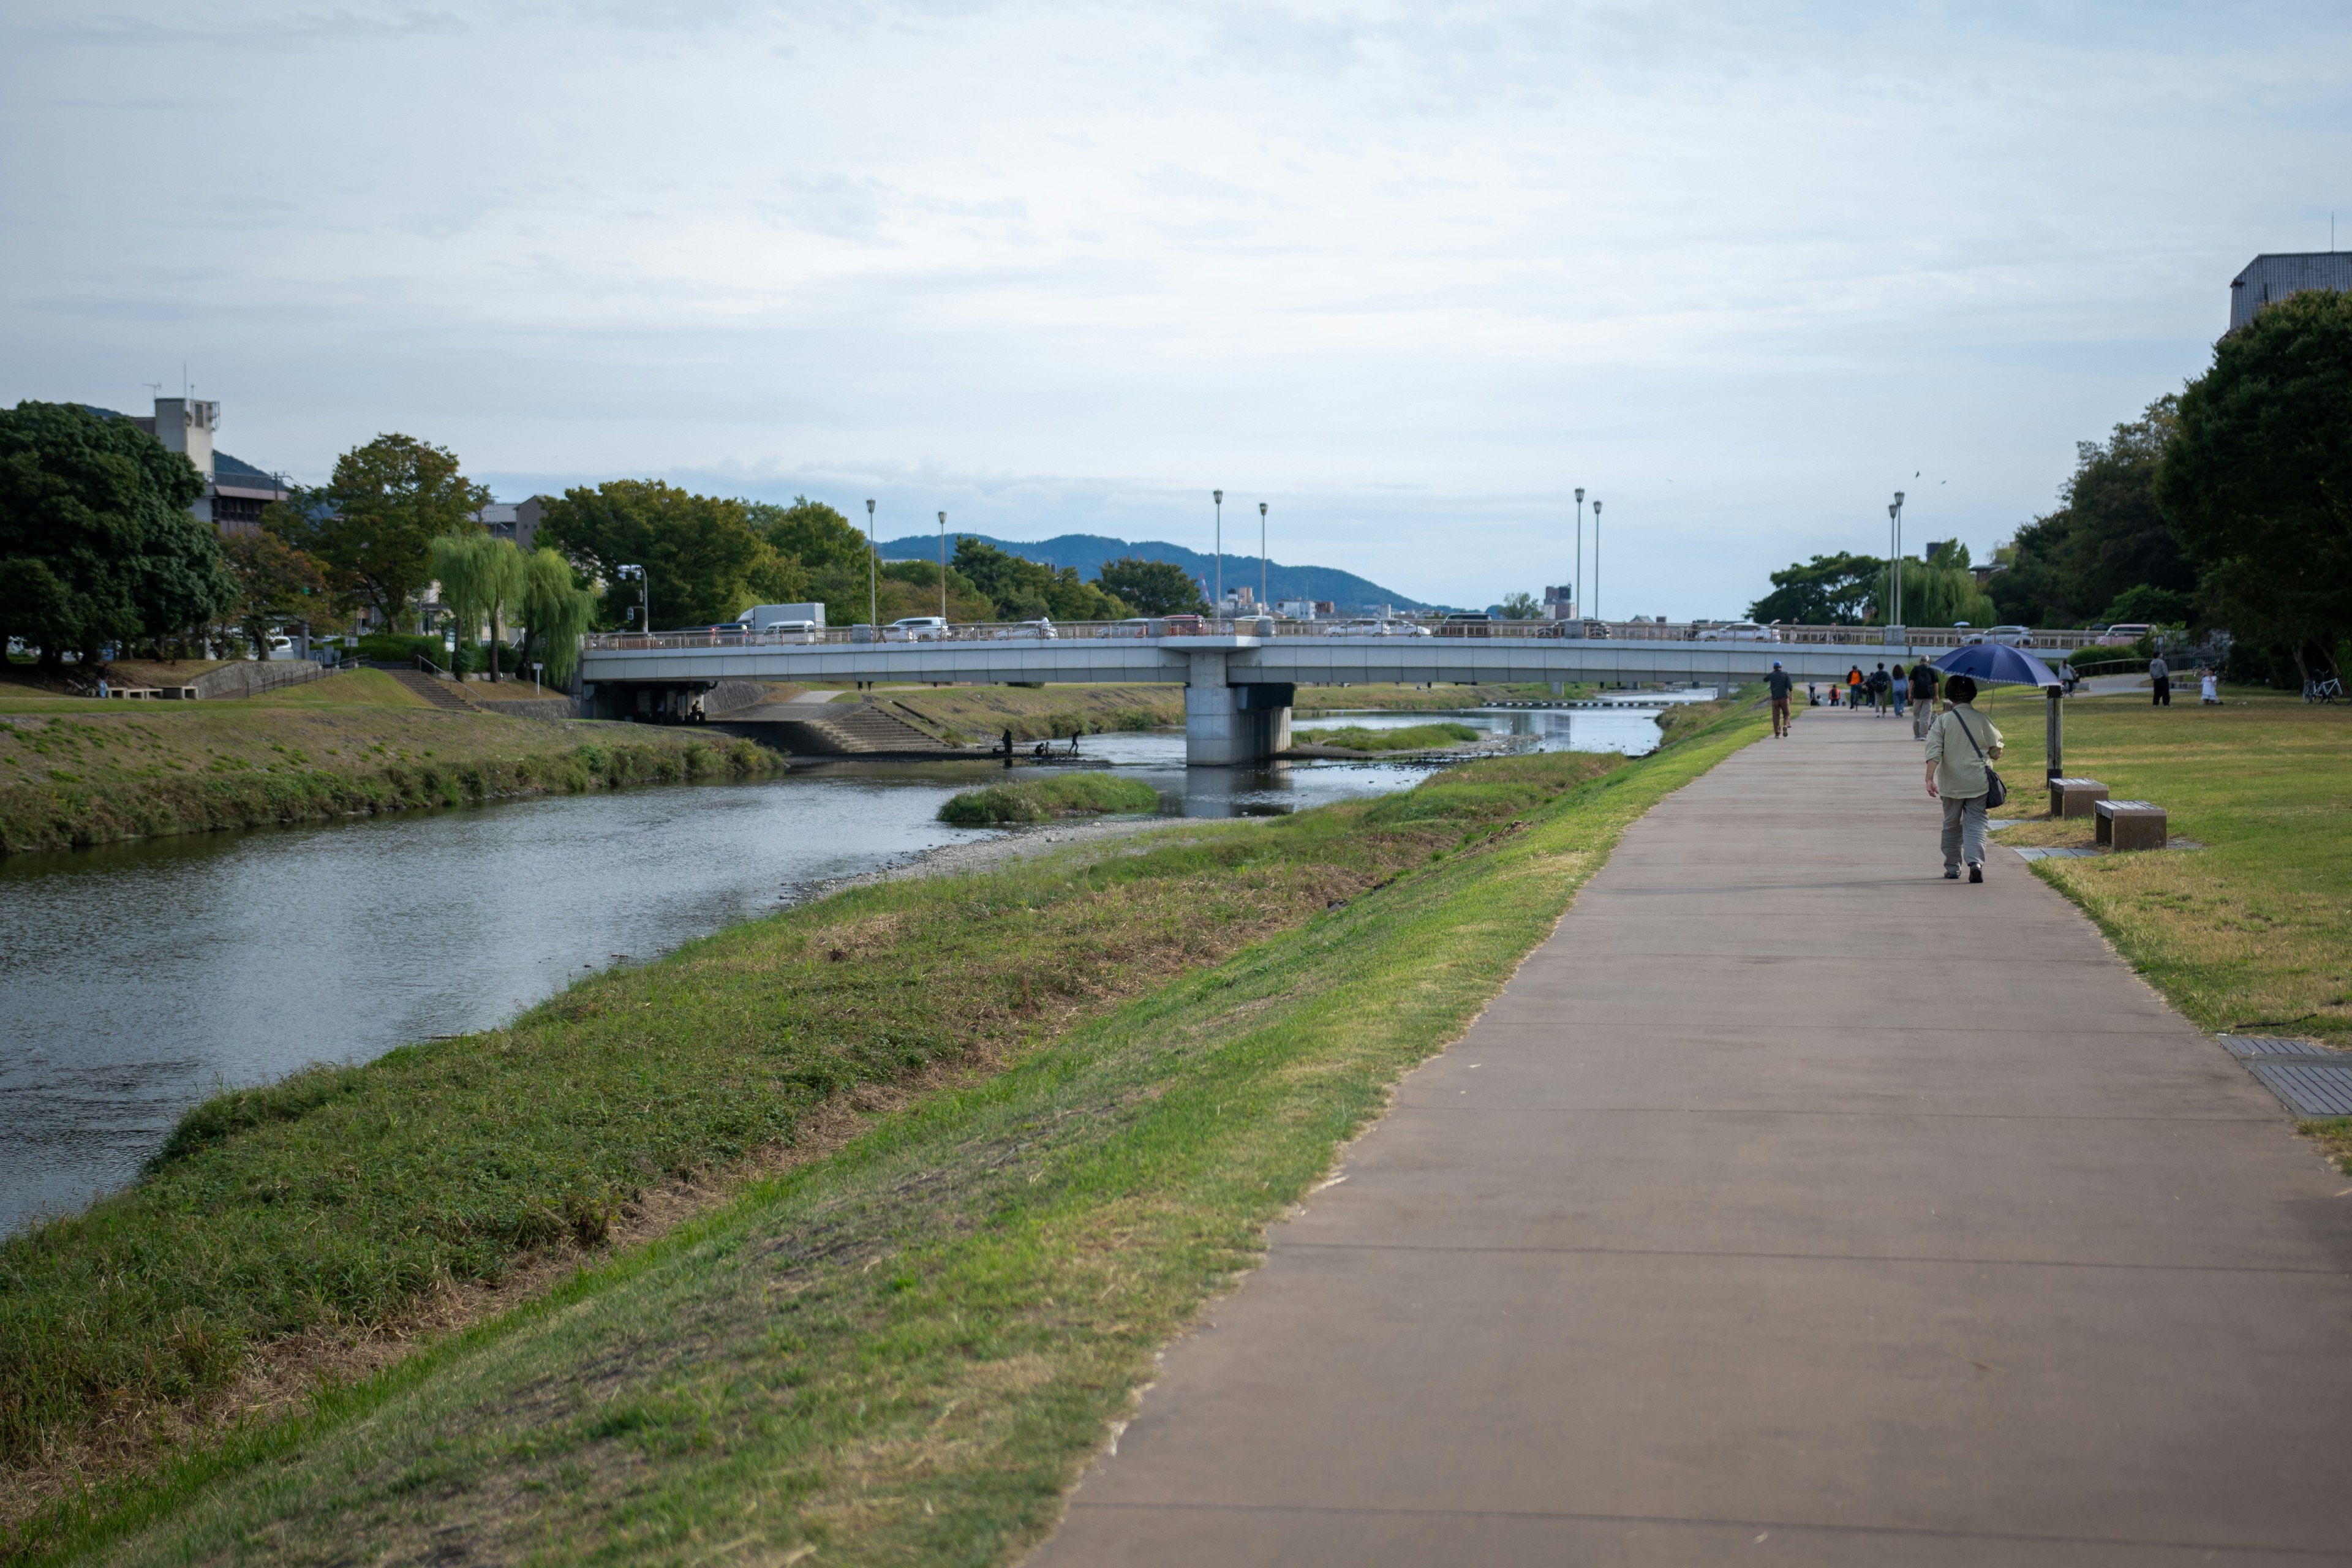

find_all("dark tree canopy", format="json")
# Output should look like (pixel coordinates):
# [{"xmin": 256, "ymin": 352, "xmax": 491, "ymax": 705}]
[
  {"xmin": 0, "ymin": 401, "xmax": 235, "ymax": 667},
  {"xmin": 952, "ymin": 538, "xmax": 1133, "ymax": 621},
  {"xmin": 537, "ymin": 480, "xmax": 767, "ymax": 629},
  {"xmin": 2155, "ymin": 288, "xmax": 2352, "ymax": 680},
  {"xmin": 1990, "ymin": 397, "xmax": 2196, "ymax": 628},
  {"xmin": 1746, "ymin": 551, "xmax": 1880, "ymax": 625},
  {"xmin": 1093, "ymin": 555, "xmax": 1207, "ymax": 616},
  {"xmin": 265, "ymin": 434, "xmax": 489, "ymax": 630},
  {"xmin": 748, "ymin": 497, "xmax": 868, "ymax": 575},
  {"xmin": 221, "ymin": 529, "xmax": 331, "ymax": 659}
]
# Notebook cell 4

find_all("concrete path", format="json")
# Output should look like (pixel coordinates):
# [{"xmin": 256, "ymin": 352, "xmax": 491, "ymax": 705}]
[{"xmin": 1030, "ymin": 705, "xmax": 2352, "ymax": 1566}]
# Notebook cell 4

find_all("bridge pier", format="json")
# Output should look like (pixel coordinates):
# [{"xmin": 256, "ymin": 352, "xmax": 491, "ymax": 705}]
[{"xmin": 1184, "ymin": 652, "xmax": 1292, "ymax": 766}]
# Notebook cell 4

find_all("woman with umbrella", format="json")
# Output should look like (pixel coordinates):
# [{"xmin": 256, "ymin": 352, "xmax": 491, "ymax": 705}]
[{"xmin": 1923, "ymin": 643, "xmax": 2063, "ymax": 882}]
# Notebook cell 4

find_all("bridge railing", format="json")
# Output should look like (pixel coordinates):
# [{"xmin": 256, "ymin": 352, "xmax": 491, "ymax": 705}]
[{"xmin": 580, "ymin": 619, "xmax": 2116, "ymax": 654}]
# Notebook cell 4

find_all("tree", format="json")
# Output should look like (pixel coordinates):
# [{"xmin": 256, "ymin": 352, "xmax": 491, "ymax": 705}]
[
  {"xmin": 431, "ymin": 533, "xmax": 528, "ymax": 679},
  {"xmin": 263, "ymin": 434, "xmax": 489, "ymax": 631},
  {"xmin": 748, "ymin": 497, "xmax": 867, "ymax": 573},
  {"xmin": 0, "ymin": 401, "xmax": 236, "ymax": 669},
  {"xmin": 1865, "ymin": 543, "xmax": 1997, "ymax": 628},
  {"xmin": 2156, "ymin": 288, "xmax": 2352, "ymax": 684},
  {"xmin": 537, "ymin": 480, "xmax": 766, "ymax": 629},
  {"xmin": 1497, "ymin": 590, "xmax": 1542, "ymax": 620},
  {"xmin": 1094, "ymin": 555, "xmax": 1208, "ymax": 616},
  {"xmin": 221, "ymin": 530, "xmax": 330, "ymax": 660},
  {"xmin": 1746, "ymin": 551, "xmax": 1880, "ymax": 625},
  {"xmin": 1990, "ymin": 398, "xmax": 2196, "ymax": 627},
  {"xmin": 516, "ymin": 548, "xmax": 600, "ymax": 687},
  {"xmin": 950, "ymin": 538, "xmax": 1132, "ymax": 622}
]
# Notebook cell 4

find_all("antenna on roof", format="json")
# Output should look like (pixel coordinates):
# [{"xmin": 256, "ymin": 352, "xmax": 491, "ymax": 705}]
[{"xmin": 142, "ymin": 380, "xmax": 163, "ymax": 406}]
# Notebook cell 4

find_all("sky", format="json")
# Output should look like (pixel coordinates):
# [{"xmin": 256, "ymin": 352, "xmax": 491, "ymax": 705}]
[{"xmin": 4, "ymin": 1, "xmax": 2348, "ymax": 615}]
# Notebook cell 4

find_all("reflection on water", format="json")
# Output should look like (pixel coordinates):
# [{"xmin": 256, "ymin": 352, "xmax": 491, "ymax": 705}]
[{"xmin": 0, "ymin": 700, "xmax": 1673, "ymax": 1234}]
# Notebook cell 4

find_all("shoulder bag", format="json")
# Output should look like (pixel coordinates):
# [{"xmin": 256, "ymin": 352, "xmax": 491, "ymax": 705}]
[{"xmin": 1948, "ymin": 707, "xmax": 2006, "ymax": 809}]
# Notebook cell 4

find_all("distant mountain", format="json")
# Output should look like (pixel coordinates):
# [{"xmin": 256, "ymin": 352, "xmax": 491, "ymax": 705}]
[{"xmin": 873, "ymin": 532, "xmax": 1430, "ymax": 611}]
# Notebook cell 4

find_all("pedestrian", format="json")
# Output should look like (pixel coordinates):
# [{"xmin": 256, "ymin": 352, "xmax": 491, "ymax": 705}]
[
  {"xmin": 2149, "ymin": 652, "xmax": 2171, "ymax": 707},
  {"xmin": 1846, "ymin": 666, "xmax": 1864, "ymax": 708},
  {"xmin": 1766, "ymin": 660, "xmax": 1795, "ymax": 738},
  {"xmin": 2200, "ymin": 666, "xmax": 2219, "ymax": 705},
  {"xmin": 1890, "ymin": 662, "xmax": 1909, "ymax": 718},
  {"xmin": 1807, "ymin": 682, "xmax": 1819, "ymax": 707},
  {"xmin": 1910, "ymin": 661, "xmax": 1940, "ymax": 739},
  {"xmin": 1924, "ymin": 674, "xmax": 2003, "ymax": 883},
  {"xmin": 1869, "ymin": 662, "xmax": 1892, "ymax": 715}
]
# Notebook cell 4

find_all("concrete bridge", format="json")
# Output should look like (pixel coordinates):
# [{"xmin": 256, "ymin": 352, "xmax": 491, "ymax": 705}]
[{"xmin": 578, "ymin": 627, "xmax": 1934, "ymax": 764}]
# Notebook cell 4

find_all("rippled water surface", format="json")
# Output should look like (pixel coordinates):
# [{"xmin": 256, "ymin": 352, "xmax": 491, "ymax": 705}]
[{"xmin": 0, "ymin": 697, "xmax": 1688, "ymax": 1234}]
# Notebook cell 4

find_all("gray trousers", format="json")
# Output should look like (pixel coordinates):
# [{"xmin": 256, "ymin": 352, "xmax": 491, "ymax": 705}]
[{"xmin": 1942, "ymin": 793, "xmax": 1988, "ymax": 870}]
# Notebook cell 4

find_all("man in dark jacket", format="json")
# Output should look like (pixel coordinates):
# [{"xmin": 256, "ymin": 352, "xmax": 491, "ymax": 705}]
[
  {"xmin": 1910, "ymin": 662, "xmax": 1940, "ymax": 739},
  {"xmin": 1766, "ymin": 661, "xmax": 1795, "ymax": 737}
]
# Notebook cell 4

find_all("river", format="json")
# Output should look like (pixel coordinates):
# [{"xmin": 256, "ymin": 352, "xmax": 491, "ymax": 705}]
[{"xmin": 0, "ymin": 700, "xmax": 1687, "ymax": 1236}]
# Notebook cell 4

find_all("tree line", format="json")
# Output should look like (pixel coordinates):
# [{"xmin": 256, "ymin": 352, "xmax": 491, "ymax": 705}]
[
  {"xmin": 1749, "ymin": 288, "xmax": 2352, "ymax": 685},
  {"xmin": 0, "ymin": 409, "xmax": 1215, "ymax": 678}
]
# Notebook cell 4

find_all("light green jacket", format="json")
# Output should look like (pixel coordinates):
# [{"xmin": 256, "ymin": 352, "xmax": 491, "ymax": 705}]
[{"xmin": 1924, "ymin": 703, "xmax": 2003, "ymax": 799}]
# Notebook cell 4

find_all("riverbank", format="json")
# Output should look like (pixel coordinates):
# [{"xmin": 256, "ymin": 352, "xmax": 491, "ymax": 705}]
[
  {"xmin": 0, "ymin": 671, "xmax": 777, "ymax": 853},
  {"xmin": 6, "ymin": 693, "xmax": 1762, "ymax": 1562},
  {"xmin": 868, "ymin": 680, "xmax": 1599, "ymax": 744}
]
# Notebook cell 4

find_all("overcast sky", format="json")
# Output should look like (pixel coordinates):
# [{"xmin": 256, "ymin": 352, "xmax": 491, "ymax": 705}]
[{"xmin": 4, "ymin": 1, "xmax": 2346, "ymax": 613}]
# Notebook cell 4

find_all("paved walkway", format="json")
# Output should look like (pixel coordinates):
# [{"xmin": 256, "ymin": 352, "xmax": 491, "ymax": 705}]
[{"xmin": 1031, "ymin": 706, "xmax": 2352, "ymax": 1566}]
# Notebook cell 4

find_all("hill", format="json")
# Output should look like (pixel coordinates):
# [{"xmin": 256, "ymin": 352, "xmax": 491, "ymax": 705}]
[{"xmin": 873, "ymin": 532, "xmax": 1429, "ymax": 611}]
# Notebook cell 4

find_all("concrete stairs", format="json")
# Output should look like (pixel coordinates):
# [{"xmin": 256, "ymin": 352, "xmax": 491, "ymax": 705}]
[
  {"xmin": 388, "ymin": 669, "xmax": 477, "ymax": 712},
  {"xmin": 714, "ymin": 696, "xmax": 958, "ymax": 756}
]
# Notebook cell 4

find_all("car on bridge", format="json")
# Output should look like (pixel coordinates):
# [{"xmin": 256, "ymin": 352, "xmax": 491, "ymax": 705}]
[
  {"xmin": 1695, "ymin": 621, "xmax": 1780, "ymax": 643},
  {"xmin": 989, "ymin": 618, "xmax": 1058, "ymax": 640},
  {"xmin": 884, "ymin": 617, "xmax": 949, "ymax": 642}
]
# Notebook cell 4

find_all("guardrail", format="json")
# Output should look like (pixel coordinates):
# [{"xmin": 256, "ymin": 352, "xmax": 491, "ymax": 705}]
[{"xmin": 581, "ymin": 619, "xmax": 2120, "ymax": 654}]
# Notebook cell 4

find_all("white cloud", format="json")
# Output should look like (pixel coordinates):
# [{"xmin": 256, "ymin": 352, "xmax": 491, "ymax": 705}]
[{"xmin": 4, "ymin": 0, "xmax": 2348, "ymax": 612}]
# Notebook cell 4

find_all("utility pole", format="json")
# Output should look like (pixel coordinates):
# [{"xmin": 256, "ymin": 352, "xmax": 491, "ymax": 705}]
[
  {"xmin": 865, "ymin": 499, "xmax": 877, "ymax": 631},
  {"xmin": 1259, "ymin": 501, "xmax": 1268, "ymax": 615},
  {"xmin": 1574, "ymin": 487, "xmax": 1585, "ymax": 619},
  {"xmin": 1891, "ymin": 490, "xmax": 1906, "ymax": 631},
  {"xmin": 938, "ymin": 511, "xmax": 948, "ymax": 621},
  {"xmin": 1591, "ymin": 499, "xmax": 1602, "ymax": 622}
]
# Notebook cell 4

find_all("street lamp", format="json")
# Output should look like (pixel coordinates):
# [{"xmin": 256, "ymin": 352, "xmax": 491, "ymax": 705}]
[
  {"xmin": 1574, "ymin": 487, "xmax": 1585, "ymax": 620},
  {"xmin": 938, "ymin": 511, "xmax": 948, "ymax": 621},
  {"xmin": 1212, "ymin": 489, "xmax": 1223, "ymax": 620},
  {"xmin": 1589, "ymin": 499, "xmax": 1602, "ymax": 623},
  {"xmin": 1890, "ymin": 490, "xmax": 1906, "ymax": 633},
  {"xmin": 617, "ymin": 564, "xmax": 649, "ymax": 636},
  {"xmin": 1259, "ymin": 501, "xmax": 1268, "ymax": 616},
  {"xmin": 865, "ymin": 499, "xmax": 877, "ymax": 632}
]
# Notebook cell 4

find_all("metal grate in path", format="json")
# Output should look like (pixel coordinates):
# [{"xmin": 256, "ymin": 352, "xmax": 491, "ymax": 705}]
[{"xmin": 2218, "ymin": 1036, "xmax": 2352, "ymax": 1116}]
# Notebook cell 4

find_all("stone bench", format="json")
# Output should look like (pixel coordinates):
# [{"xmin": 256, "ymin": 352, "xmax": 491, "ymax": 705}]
[
  {"xmin": 2095, "ymin": 799, "xmax": 2168, "ymax": 851},
  {"xmin": 2049, "ymin": 777, "xmax": 2109, "ymax": 818},
  {"xmin": 105, "ymin": 685, "xmax": 162, "ymax": 699}
]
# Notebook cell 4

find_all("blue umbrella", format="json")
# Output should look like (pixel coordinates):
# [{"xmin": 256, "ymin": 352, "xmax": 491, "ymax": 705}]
[{"xmin": 1932, "ymin": 643, "xmax": 2062, "ymax": 688}]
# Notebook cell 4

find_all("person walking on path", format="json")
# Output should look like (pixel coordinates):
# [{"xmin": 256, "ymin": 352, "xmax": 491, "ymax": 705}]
[
  {"xmin": 1869, "ymin": 662, "xmax": 1892, "ymax": 715},
  {"xmin": 1766, "ymin": 660, "xmax": 1795, "ymax": 737},
  {"xmin": 1846, "ymin": 666, "xmax": 1864, "ymax": 708},
  {"xmin": 1890, "ymin": 662, "xmax": 1909, "ymax": 719},
  {"xmin": 1924, "ymin": 673, "xmax": 2002, "ymax": 882},
  {"xmin": 1910, "ymin": 661, "xmax": 1940, "ymax": 739},
  {"xmin": 2150, "ymin": 652, "xmax": 2172, "ymax": 706}
]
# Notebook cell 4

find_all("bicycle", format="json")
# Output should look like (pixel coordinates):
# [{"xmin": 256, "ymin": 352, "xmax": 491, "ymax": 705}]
[{"xmin": 2304, "ymin": 676, "xmax": 2345, "ymax": 704}]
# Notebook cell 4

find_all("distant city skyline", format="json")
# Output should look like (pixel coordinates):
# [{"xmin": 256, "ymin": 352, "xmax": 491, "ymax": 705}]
[{"xmin": 4, "ymin": 1, "xmax": 2348, "ymax": 616}]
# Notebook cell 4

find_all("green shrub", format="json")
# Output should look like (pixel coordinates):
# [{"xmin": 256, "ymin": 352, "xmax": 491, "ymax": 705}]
[
  {"xmin": 353, "ymin": 633, "xmax": 445, "ymax": 665},
  {"xmin": 938, "ymin": 772, "xmax": 1163, "ymax": 826},
  {"xmin": 1293, "ymin": 721, "xmax": 1481, "ymax": 753}
]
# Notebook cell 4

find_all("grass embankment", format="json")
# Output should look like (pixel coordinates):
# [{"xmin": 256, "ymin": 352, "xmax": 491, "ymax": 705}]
[
  {"xmin": 11, "ymin": 695, "xmax": 1763, "ymax": 1565},
  {"xmin": 937, "ymin": 774, "xmax": 1164, "ymax": 826},
  {"xmin": 877, "ymin": 682, "xmax": 1596, "ymax": 744},
  {"xmin": 1291, "ymin": 720, "xmax": 1482, "ymax": 753},
  {"xmin": 1966, "ymin": 687, "xmax": 2352, "ymax": 1165},
  {"xmin": 0, "ymin": 671, "xmax": 776, "ymax": 853}
]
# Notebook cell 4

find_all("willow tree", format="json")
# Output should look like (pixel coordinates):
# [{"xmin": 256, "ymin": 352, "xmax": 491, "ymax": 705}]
[
  {"xmin": 430, "ymin": 533, "xmax": 527, "ymax": 679},
  {"xmin": 517, "ymin": 547, "xmax": 598, "ymax": 687}
]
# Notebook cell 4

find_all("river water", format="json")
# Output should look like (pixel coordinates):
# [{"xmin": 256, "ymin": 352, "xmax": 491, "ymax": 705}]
[{"xmin": 0, "ymin": 700, "xmax": 1685, "ymax": 1235}]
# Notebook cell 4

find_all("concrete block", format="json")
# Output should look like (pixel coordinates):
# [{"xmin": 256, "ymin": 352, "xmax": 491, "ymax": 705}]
[
  {"xmin": 2095, "ymin": 799, "xmax": 2167, "ymax": 851},
  {"xmin": 2051, "ymin": 777, "xmax": 2108, "ymax": 818}
]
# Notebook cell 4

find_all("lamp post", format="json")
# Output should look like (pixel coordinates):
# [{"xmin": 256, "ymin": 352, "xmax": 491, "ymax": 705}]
[
  {"xmin": 938, "ymin": 510, "xmax": 948, "ymax": 622},
  {"xmin": 1259, "ymin": 501, "xmax": 1268, "ymax": 616},
  {"xmin": 865, "ymin": 499, "xmax": 877, "ymax": 632},
  {"xmin": 1891, "ymin": 490, "xmax": 1905, "ymax": 633},
  {"xmin": 1574, "ymin": 487, "xmax": 1585, "ymax": 620},
  {"xmin": 1212, "ymin": 489, "xmax": 1223, "ymax": 620},
  {"xmin": 617, "ymin": 564, "xmax": 648, "ymax": 636},
  {"xmin": 1590, "ymin": 499, "xmax": 1602, "ymax": 623}
]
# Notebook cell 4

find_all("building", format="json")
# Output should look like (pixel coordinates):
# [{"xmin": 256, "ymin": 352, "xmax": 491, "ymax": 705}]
[
  {"xmin": 2228, "ymin": 252, "xmax": 2352, "ymax": 334},
  {"xmin": 479, "ymin": 499, "xmax": 545, "ymax": 552},
  {"xmin": 86, "ymin": 396, "xmax": 287, "ymax": 533},
  {"xmin": 1544, "ymin": 584, "xmax": 1578, "ymax": 620}
]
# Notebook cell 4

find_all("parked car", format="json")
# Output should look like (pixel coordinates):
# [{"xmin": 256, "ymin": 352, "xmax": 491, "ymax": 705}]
[
  {"xmin": 1696, "ymin": 622, "xmax": 1779, "ymax": 643},
  {"xmin": 884, "ymin": 616, "xmax": 949, "ymax": 642},
  {"xmin": 2098, "ymin": 622, "xmax": 2153, "ymax": 647}
]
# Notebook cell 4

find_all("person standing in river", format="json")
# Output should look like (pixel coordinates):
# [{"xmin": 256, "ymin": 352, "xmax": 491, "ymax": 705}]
[
  {"xmin": 1767, "ymin": 661, "xmax": 1795, "ymax": 738},
  {"xmin": 1924, "ymin": 674, "xmax": 2003, "ymax": 883}
]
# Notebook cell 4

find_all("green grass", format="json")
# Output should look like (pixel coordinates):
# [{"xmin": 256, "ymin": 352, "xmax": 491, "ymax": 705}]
[
  {"xmin": 12, "ymin": 697, "xmax": 1765, "ymax": 1564},
  {"xmin": 1967, "ymin": 686, "xmax": 2352, "ymax": 1046},
  {"xmin": 937, "ymin": 774, "xmax": 1164, "ymax": 826},
  {"xmin": 1292, "ymin": 720, "xmax": 1482, "ymax": 752},
  {"xmin": 0, "ymin": 679, "xmax": 775, "ymax": 853}
]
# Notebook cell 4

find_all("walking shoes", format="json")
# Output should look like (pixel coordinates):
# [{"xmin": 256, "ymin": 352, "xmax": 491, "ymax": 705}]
[{"xmin": 1969, "ymin": 864, "xmax": 1985, "ymax": 883}]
